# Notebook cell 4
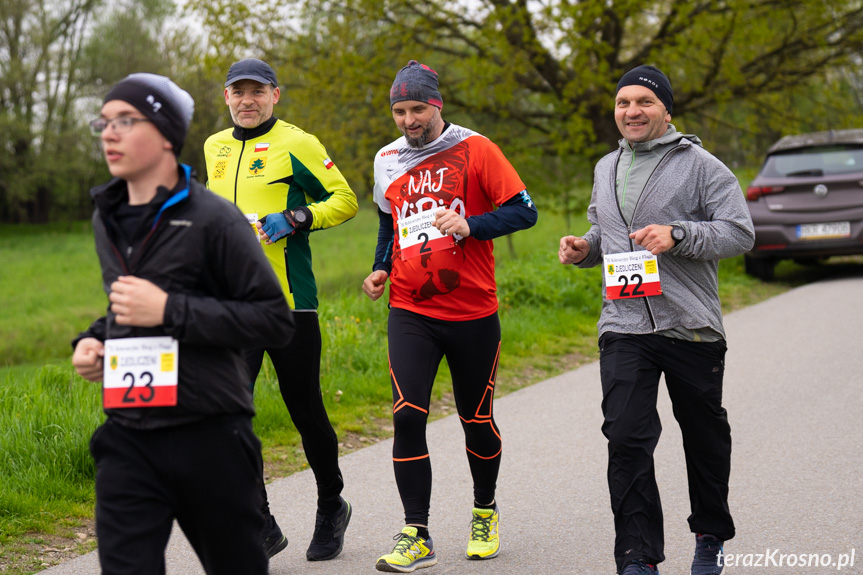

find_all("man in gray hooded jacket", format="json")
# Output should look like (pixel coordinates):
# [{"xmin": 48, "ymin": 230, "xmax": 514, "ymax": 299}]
[{"xmin": 559, "ymin": 65, "xmax": 754, "ymax": 575}]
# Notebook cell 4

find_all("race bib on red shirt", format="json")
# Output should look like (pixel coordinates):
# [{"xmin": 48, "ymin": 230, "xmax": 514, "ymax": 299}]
[{"xmin": 397, "ymin": 210, "xmax": 454, "ymax": 260}]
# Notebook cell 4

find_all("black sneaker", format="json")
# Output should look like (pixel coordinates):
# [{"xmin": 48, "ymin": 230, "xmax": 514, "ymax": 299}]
[
  {"xmin": 691, "ymin": 533, "xmax": 724, "ymax": 575},
  {"xmin": 306, "ymin": 497, "xmax": 352, "ymax": 561},
  {"xmin": 262, "ymin": 515, "xmax": 288, "ymax": 559}
]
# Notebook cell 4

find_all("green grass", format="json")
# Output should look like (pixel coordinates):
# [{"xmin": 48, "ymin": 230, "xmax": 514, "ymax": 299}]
[
  {"xmin": 0, "ymin": 365, "xmax": 102, "ymax": 571},
  {"xmin": 0, "ymin": 365, "xmax": 101, "ymax": 526},
  {"xmin": 0, "ymin": 223, "xmax": 105, "ymax": 367},
  {"xmin": 2, "ymin": 196, "xmax": 855, "ymax": 574}
]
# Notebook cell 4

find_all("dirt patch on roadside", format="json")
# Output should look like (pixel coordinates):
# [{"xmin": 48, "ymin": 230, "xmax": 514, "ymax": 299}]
[{"xmin": 0, "ymin": 519, "xmax": 96, "ymax": 575}]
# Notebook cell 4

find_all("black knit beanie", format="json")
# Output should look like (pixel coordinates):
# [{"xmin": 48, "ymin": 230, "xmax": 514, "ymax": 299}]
[
  {"xmin": 103, "ymin": 73, "xmax": 195, "ymax": 155},
  {"xmin": 616, "ymin": 65, "xmax": 673, "ymax": 115}
]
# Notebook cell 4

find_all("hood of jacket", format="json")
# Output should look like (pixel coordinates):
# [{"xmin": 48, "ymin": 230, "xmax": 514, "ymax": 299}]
[{"xmin": 619, "ymin": 123, "xmax": 702, "ymax": 153}]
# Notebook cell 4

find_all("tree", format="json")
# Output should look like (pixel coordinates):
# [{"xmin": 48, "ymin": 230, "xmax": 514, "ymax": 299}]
[
  {"xmin": 0, "ymin": 0, "xmax": 182, "ymax": 223},
  {"xmin": 329, "ymin": 1, "xmax": 863, "ymax": 153},
  {"xmin": 189, "ymin": 0, "xmax": 863, "ymax": 210},
  {"xmin": 0, "ymin": 0, "xmax": 105, "ymax": 222}
]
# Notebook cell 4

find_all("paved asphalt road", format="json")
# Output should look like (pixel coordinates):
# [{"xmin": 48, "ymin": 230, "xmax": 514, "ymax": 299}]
[{"xmin": 43, "ymin": 275, "xmax": 863, "ymax": 575}]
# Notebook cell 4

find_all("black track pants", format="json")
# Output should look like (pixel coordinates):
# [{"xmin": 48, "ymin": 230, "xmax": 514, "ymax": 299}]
[
  {"xmin": 387, "ymin": 307, "xmax": 503, "ymax": 526},
  {"xmin": 599, "ymin": 332, "xmax": 735, "ymax": 573},
  {"xmin": 246, "ymin": 310, "xmax": 344, "ymax": 515},
  {"xmin": 89, "ymin": 416, "xmax": 268, "ymax": 575}
]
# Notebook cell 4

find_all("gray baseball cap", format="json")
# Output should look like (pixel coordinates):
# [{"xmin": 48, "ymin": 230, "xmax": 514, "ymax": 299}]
[{"xmin": 225, "ymin": 58, "xmax": 278, "ymax": 88}]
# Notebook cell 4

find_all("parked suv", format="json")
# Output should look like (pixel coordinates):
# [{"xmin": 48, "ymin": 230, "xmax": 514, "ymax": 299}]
[{"xmin": 744, "ymin": 129, "xmax": 863, "ymax": 280}]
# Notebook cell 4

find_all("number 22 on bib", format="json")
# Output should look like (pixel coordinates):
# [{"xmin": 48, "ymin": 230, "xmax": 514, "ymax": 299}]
[{"xmin": 603, "ymin": 251, "xmax": 662, "ymax": 300}]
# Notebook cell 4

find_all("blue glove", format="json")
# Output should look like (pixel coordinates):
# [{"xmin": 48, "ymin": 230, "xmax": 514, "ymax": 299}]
[{"xmin": 260, "ymin": 211, "xmax": 295, "ymax": 243}]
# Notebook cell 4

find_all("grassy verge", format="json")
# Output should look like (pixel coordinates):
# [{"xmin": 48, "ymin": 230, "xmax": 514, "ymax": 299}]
[
  {"xmin": 1, "ymin": 199, "xmax": 846, "ymax": 574},
  {"xmin": 0, "ymin": 366, "xmax": 101, "ymax": 571},
  {"xmin": 0, "ymin": 223, "xmax": 106, "ymax": 367}
]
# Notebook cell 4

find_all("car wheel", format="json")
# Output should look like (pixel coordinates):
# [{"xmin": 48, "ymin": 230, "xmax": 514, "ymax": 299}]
[{"xmin": 744, "ymin": 254, "xmax": 776, "ymax": 281}]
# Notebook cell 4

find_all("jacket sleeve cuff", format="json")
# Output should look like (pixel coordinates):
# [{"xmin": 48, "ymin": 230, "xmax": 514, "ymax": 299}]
[{"xmin": 161, "ymin": 293, "xmax": 185, "ymax": 338}]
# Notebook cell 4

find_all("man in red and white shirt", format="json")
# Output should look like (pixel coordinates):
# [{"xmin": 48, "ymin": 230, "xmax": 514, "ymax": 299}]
[{"xmin": 363, "ymin": 60, "xmax": 537, "ymax": 573}]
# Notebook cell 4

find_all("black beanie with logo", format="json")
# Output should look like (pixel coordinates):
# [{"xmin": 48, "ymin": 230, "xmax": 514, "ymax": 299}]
[
  {"xmin": 103, "ymin": 73, "xmax": 195, "ymax": 155},
  {"xmin": 616, "ymin": 65, "xmax": 673, "ymax": 115}
]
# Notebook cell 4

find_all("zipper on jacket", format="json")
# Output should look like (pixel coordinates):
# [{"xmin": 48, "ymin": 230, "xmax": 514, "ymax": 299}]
[
  {"xmin": 619, "ymin": 147, "xmax": 636, "ymax": 212},
  {"xmin": 110, "ymin": 244, "xmax": 131, "ymax": 275},
  {"xmin": 113, "ymin": 204, "xmax": 173, "ymax": 339},
  {"xmin": 616, "ymin": 142, "xmax": 688, "ymax": 333},
  {"xmin": 611, "ymin": 151, "xmax": 658, "ymax": 332},
  {"xmin": 233, "ymin": 140, "xmax": 246, "ymax": 206},
  {"xmin": 628, "ymin": 143, "xmax": 686, "ymax": 222}
]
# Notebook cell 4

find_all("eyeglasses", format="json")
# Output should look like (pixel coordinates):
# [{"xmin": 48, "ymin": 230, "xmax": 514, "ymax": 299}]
[{"xmin": 89, "ymin": 116, "xmax": 151, "ymax": 136}]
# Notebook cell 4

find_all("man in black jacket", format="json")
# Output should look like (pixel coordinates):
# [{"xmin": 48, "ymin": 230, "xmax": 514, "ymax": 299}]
[{"xmin": 72, "ymin": 73, "xmax": 294, "ymax": 575}]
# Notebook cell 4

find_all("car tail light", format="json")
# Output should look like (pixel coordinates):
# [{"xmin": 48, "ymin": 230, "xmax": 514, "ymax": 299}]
[{"xmin": 746, "ymin": 185, "xmax": 785, "ymax": 201}]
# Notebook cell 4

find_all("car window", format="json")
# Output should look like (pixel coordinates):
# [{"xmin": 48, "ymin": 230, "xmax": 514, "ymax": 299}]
[{"xmin": 762, "ymin": 145, "xmax": 863, "ymax": 177}]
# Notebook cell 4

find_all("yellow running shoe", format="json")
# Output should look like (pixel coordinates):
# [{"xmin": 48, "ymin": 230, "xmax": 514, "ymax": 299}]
[
  {"xmin": 466, "ymin": 505, "xmax": 500, "ymax": 559},
  {"xmin": 375, "ymin": 526, "xmax": 437, "ymax": 573}
]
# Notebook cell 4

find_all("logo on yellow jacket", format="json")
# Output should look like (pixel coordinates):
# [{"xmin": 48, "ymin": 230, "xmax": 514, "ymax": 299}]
[{"xmin": 249, "ymin": 157, "xmax": 267, "ymax": 175}]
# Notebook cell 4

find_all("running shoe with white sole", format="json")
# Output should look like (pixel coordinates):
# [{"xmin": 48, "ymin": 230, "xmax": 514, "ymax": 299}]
[
  {"xmin": 466, "ymin": 505, "xmax": 500, "ymax": 560},
  {"xmin": 375, "ymin": 526, "xmax": 437, "ymax": 573}
]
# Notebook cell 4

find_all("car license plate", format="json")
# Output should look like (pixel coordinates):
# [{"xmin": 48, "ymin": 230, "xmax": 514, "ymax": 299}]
[{"xmin": 797, "ymin": 221, "xmax": 851, "ymax": 239}]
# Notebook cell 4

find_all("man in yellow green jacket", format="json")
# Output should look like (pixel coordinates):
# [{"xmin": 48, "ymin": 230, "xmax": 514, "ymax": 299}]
[{"xmin": 204, "ymin": 58, "xmax": 358, "ymax": 562}]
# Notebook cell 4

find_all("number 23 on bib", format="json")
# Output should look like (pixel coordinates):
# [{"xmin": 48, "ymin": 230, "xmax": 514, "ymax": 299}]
[
  {"xmin": 103, "ymin": 337, "xmax": 179, "ymax": 408},
  {"xmin": 603, "ymin": 251, "xmax": 662, "ymax": 300}
]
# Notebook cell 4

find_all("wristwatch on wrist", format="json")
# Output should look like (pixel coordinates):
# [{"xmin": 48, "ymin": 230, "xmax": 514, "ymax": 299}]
[
  {"xmin": 292, "ymin": 209, "xmax": 307, "ymax": 226},
  {"xmin": 287, "ymin": 206, "xmax": 312, "ymax": 231},
  {"xmin": 283, "ymin": 208, "xmax": 310, "ymax": 231},
  {"xmin": 671, "ymin": 225, "xmax": 686, "ymax": 246}
]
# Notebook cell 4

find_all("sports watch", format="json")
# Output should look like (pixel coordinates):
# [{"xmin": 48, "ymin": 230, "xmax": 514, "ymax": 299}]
[
  {"xmin": 671, "ymin": 225, "xmax": 686, "ymax": 246},
  {"xmin": 284, "ymin": 207, "xmax": 312, "ymax": 231},
  {"xmin": 292, "ymin": 209, "xmax": 308, "ymax": 227}
]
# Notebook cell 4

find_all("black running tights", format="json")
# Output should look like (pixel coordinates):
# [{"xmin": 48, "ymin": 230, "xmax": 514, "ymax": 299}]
[{"xmin": 387, "ymin": 307, "xmax": 503, "ymax": 526}]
